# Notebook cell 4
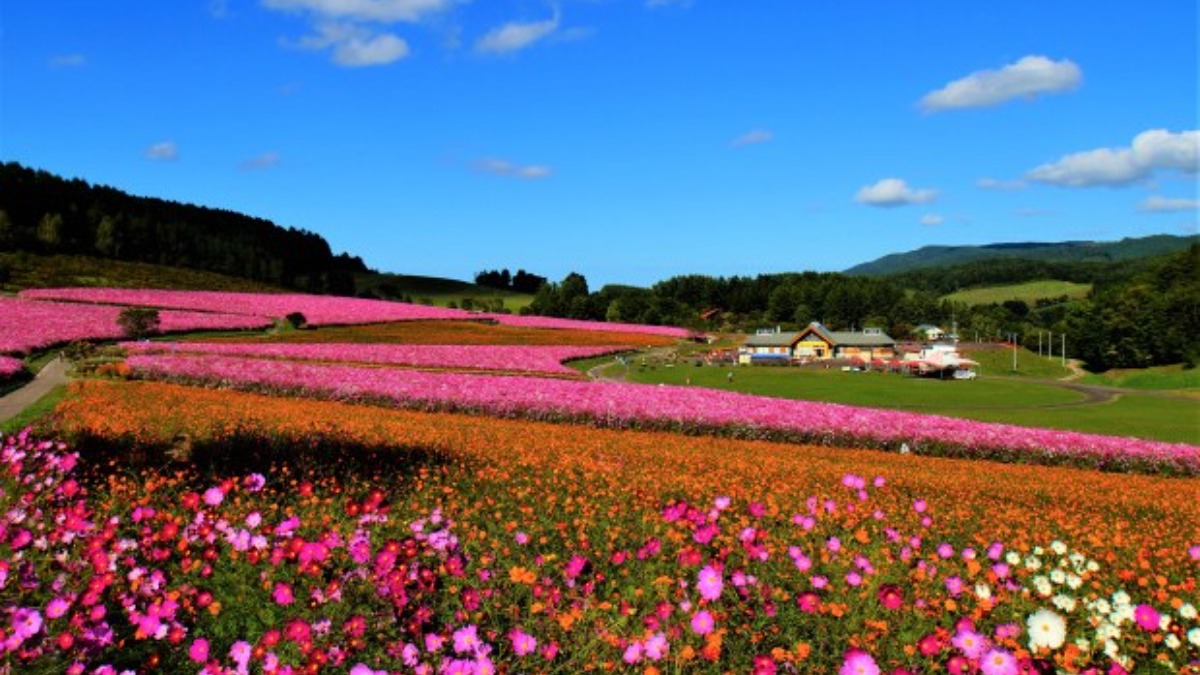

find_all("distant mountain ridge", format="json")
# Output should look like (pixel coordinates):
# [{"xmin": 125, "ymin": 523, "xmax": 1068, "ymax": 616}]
[{"xmin": 845, "ymin": 235, "xmax": 1199, "ymax": 276}]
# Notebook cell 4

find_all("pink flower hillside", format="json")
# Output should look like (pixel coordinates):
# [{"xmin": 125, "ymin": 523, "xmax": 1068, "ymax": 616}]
[
  {"xmin": 0, "ymin": 356, "xmax": 24, "ymax": 380},
  {"xmin": 121, "ymin": 341, "xmax": 627, "ymax": 375},
  {"xmin": 0, "ymin": 297, "xmax": 271, "ymax": 355}
]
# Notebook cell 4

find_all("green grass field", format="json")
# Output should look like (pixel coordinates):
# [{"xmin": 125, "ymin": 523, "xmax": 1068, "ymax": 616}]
[
  {"xmin": 942, "ymin": 280, "xmax": 1091, "ymax": 306},
  {"xmin": 355, "ymin": 272, "xmax": 533, "ymax": 312},
  {"xmin": 961, "ymin": 345, "xmax": 1073, "ymax": 379},
  {"xmin": 0, "ymin": 384, "xmax": 68, "ymax": 435},
  {"xmin": 617, "ymin": 356, "xmax": 1197, "ymax": 444},
  {"xmin": 1081, "ymin": 364, "xmax": 1200, "ymax": 391}
]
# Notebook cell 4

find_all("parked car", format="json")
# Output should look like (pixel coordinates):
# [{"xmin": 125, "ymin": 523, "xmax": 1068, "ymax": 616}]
[{"xmin": 953, "ymin": 368, "xmax": 977, "ymax": 380}]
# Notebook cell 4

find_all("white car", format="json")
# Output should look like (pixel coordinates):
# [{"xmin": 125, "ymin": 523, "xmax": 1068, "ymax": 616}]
[{"xmin": 953, "ymin": 368, "xmax": 977, "ymax": 380}]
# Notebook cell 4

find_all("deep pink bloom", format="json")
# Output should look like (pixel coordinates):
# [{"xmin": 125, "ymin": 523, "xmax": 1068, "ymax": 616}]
[
  {"xmin": 509, "ymin": 629, "xmax": 537, "ymax": 656},
  {"xmin": 1134, "ymin": 604, "xmax": 1160, "ymax": 631},
  {"xmin": 189, "ymin": 638, "xmax": 210, "ymax": 663}
]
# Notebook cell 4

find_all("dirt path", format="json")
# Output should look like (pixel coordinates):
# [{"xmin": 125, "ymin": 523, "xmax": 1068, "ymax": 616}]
[
  {"xmin": 587, "ymin": 346, "xmax": 680, "ymax": 382},
  {"xmin": 0, "ymin": 357, "xmax": 71, "ymax": 425}
]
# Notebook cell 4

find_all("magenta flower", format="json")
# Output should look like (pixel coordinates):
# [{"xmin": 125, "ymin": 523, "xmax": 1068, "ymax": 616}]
[
  {"xmin": 509, "ymin": 629, "xmax": 537, "ymax": 656},
  {"xmin": 690, "ymin": 610, "xmax": 715, "ymax": 635},
  {"xmin": 453, "ymin": 624, "xmax": 482, "ymax": 655},
  {"xmin": 840, "ymin": 648, "xmax": 880, "ymax": 675},
  {"xmin": 202, "ymin": 486, "xmax": 224, "ymax": 507},
  {"xmin": 188, "ymin": 638, "xmax": 210, "ymax": 663},
  {"xmin": 697, "ymin": 565, "xmax": 723, "ymax": 601},
  {"xmin": 979, "ymin": 647, "xmax": 1019, "ymax": 675},
  {"xmin": 1134, "ymin": 604, "xmax": 1161, "ymax": 631},
  {"xmin": 272, "ymin": 582, "xmax": 294, "ymax": 606},
  {"xmin": 623, "ymin": 641, "xmax": 643, "ymax": 664},
  {"xmin": 644, "ymin": 632, "xmax": 669, "ymax": 661},
  {"xmin": 46, "ymin": 597, "xmax": 70, "ymax": 619},
  {"xmin": 951, "ymin": 626, "xmax": 988, "ymax": 659},
  {"xmin": 11, "ymin": 608, "xmax": 42, "ymax": 640}
]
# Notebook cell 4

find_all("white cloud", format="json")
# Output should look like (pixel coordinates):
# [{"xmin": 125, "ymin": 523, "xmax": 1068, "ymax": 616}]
[
  {"xmin": 1138, "ymin": 196, "xmax": 1199, "ymax": 213},
  {"xmin": 264, "ymin": 0, "xmax": 449, "ymax": 65},
  {"xmin": 294, "ymin": 22, "xmax": 410, "ymax": 66},
  {"xmin": 262, "ymin": 0, "xmax": 453, "ymax": 24},
  {"xmin": 854, "ymin": 178, "xmax": 937, "ymax": 207},
  {"xmin": 48, "ymin": 54, "xmax": 86, "ymax": 68},
  {"xmin": 239, "ymin": 152, "xmax": 282, "ymax": 170},
  {"xmin": 976, "ymin": 177, "xmax": 1026, "ymax": 190},
  {"xmin": 919, "ymin": 55, "xmax": 1081, "ymax": 112},
  {"xmin": 732, "ymin": 129, "xmax": 772, "ymax": 147},
  {"xmin": 475, "ymin": 11, "xmax": 559, "ymax": 55},
  {"xmin": 145, "ymin": 141, "xmax": 179, "ymax": 161},
  {"xmin": 1026, "ymin": 129, "xmax": 1199, "ymax": 187},
  {"xmin": 474, "ymin": 158, "xmax": 552, "ymax": 179},
  {"xmin": 920, "ymin": 213, "xmax": 944, "ymax": 226}
]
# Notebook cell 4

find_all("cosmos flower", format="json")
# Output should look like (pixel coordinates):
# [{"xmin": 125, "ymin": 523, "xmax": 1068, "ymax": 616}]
[{"xmin": 1027, "ymin": 608, "xmax": 1067, "ymax": 650}]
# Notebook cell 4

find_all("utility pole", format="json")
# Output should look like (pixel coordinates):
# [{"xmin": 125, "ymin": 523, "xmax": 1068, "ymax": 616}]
[{"xmin": 1038, "ymin": 331, "xmax": 1043, "ymax": 357}]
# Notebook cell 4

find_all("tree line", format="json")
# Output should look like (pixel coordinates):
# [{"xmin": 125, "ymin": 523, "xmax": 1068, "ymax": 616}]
[
  {"xmin": 0, "ymin": 162, "xmax": 367, "ymax": 294},
  {"xmin": 474, "ymin": 268, "xmax": 548, "ymax": 294},
  {"xmin": 523, "ymin": 246, "xmax": 1199, "ymax": 371}
]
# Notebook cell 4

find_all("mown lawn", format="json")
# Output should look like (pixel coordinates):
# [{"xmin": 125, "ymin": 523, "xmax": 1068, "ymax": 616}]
[{"xmin": 942, "ymin": 279, "xmax": 1091, "ymax": 306}]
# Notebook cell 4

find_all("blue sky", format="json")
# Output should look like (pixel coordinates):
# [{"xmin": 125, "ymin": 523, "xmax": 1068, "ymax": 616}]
[{"xmin": 2, "ymin": 1, "xmax": 1197, "ymax": 287}]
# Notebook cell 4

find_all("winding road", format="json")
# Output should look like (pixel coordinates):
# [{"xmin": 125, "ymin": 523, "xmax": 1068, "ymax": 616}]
[{"xmin": 0, "ymin": 357, "xmax": 71, "ymax": 426}]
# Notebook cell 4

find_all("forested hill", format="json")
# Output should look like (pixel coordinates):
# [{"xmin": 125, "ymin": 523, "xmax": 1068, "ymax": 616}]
[
  {"xmin": 0, "ymin": 162, "xmax": 368, "ymax": 294},
  {"xmin": 845, "ymin": 235, "xmax": 1199, "ymax": 277}
]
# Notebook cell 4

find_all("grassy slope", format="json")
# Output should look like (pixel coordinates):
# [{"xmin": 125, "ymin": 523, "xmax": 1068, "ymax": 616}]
[
  {"xmin": 1, "ymin": 253, "xmax": 285, "ymax": 293},
  {"xmin": 961, "ymin": 345, "xmax": 1073, "ymax": 379},
  {"xmin": 1081, "ymin": 364, "xmax": 1200, "ymax": 391},
  {"xmin": 355, "ymin": 272, "xmax": 533, "ymax": 312},
  {"xmin": 942, "ymin": 280, "xmax": 1091, "ymax": 306}
]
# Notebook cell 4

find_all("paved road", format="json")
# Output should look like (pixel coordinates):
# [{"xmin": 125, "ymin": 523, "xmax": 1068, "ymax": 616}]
[{"xmin": 0, "ymin": 357, "xmax": 71, "ymax": 425}]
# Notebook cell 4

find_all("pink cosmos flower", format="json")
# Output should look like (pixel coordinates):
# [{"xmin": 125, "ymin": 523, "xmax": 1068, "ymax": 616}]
[
  {"xmin": 951, "ymin": 627, "xmax": 987, "ymax": 659},
  {"xmin": 46, "ymin": 597, "xmax": 70, "ymax": 619},
  {"xmin": 979, "ymin": 647, "xmax": 1019, "ymax": 675},
  {"xmin": 644, "ymin": 632, "xmax": 669, "ymax": 661},
  {"xmin": 1134, "ymin": 604, "xmax": 1160, "ymax": 631},
  {"xmin": 453, "ymin": 624, "xmax": 482, "ymax": 655},
  {"xmin": 697, "ymin": 565, "xmax": 723, "ymax": 601},
  {"xmin": 11, "ymin": 607, "xmax": 42, "ymax": 640},
  {"xmin": 202, "ymin": 487, "xmax": 224, "ymax": 507},
  {"xmin": 509, "ymin": 629, "xmax": 537, "ymax": 656},
  {"xmin": 840, "ymin": 648, "xmax": 880, "ymax": 675},
  {"xmin": 189, "ymin": 638, "xmax": 210, "ymax": 663},
  {"xmin": 272, "ymin": 582, "xmax": 294, "ymax": 606},
  {"xmin": 690, "ymin": 610, "xmax": 715, "ymax": 635},
  {"xmin": 623, "ymin": 641, "xmax": 643, "ymax": 664}
]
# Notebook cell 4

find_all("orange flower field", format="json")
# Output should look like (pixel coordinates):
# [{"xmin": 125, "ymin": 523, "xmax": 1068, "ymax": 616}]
[{"xmin": 28, "ymin": 379, "xmax": 1197, "ymax": 673}]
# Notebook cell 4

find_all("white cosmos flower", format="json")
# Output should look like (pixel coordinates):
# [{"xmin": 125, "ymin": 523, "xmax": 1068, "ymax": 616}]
[
  {"xmin": 1104, "ymin": 639, "xmax": 1120, "ymax": 658},
  {"xmin": 1066, "ymin": 573, "xmax": 1082, "ymax": 590},
  {"xmin": 975, "ymin": 583, "xmax": 992, "ymax": 600},
  {"xmin": 1034, "ymin": 546, "xmax": 1045, "ymax": 556},
  {"xmin": 1086, "ymin": 560, "xmax": 1099, "ymax": 572},
  {"xmin": 1112, "ymin": 590, "xmax": 1131, "ymax": 607},
  {"xmin": 1093, "ymin": 598, "xmax": 1112, "ymax": 615},
  {"xmin": 1006, "ymin": 551, "xmax": 1021, "ymax": 565},
  {"xmin": 1025, "ymin": 556, "xmax": 1042, "ymax": 571},
  {"xmin": 1165, "ymin": 633, "xmax": 1181, "ymax": 650},
  {"xmin": 1027, "ymin": 608, "xmax": 1067, "ymax": 650},
  {"xmin": 1050, "ymin": 540, "xmax": 1067, "ymax": 555},
  {"xmin": 1179, "ymin": 603, "xmax": 1196, "ymax": 620},
  {"xmin": 1052, "ymin": 594, "xmax": 1077, "ymax": 612},
  {"xmin": 1188, "ymin": 627, "xmax": 1200, "ymax": 647},
  {"xmin": 1034, "ymin": 576, "xmax": 1053, "ymax": 597},
  {"xmin": 1050, "ymin": 569, "xmax": 1066, "ymax": 585}
]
